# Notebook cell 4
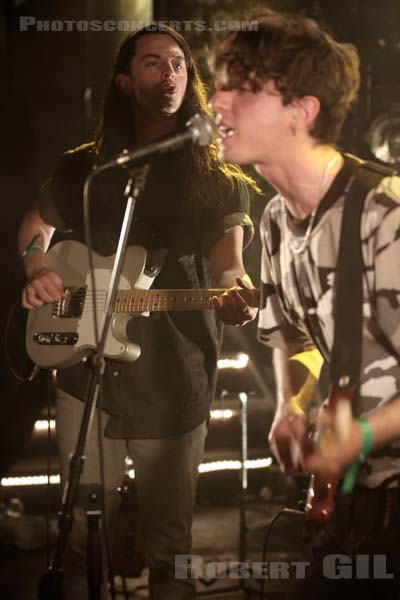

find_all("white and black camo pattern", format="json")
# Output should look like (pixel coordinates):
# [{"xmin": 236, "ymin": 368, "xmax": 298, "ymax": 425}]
[{"xmin": 258, "ymin": 160, "xmax": 400, "ymax": 488}]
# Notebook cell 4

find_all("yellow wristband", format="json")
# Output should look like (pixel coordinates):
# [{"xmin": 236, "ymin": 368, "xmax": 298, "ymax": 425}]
[
  {"xmin": 289, "ymin": 348, "xmax": 324, "ymax": 413},
  {"xmin": 289, "ymin": 373, "xmax": 317, "ymax": 413},
  {"xmin": 289, "ymin": 348, "xmax": 324, "ymax": 379}
]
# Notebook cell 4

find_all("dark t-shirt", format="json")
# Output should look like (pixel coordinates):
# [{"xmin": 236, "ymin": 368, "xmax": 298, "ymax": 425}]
[{"xmin": 40, "ymin": 143, "xmax": 253, "ymax": 438}]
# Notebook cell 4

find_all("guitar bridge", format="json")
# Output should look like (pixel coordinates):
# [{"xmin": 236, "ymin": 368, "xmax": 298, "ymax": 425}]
[{"xmin": 52, "ymin": 286, "xmax": 87, "ymax": 319}]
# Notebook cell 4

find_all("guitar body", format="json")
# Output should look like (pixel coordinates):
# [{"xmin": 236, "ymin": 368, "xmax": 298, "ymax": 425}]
[
  {"xmin": 305, "ymin": 473, "xmax": 337, "ymax": 526},
  {"xmin": 26, "ymin": 241, "xmax": 154, "ymax": 369},
  {"xmin": 304, "ymin": 386, "xmax": 354, "ymax": 526},
  {"xmin": 19, "ymin": 240, "xmax": 260, "ymax": 371}
]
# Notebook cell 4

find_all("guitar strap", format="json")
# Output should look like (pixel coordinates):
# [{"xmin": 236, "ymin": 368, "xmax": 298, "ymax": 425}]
[{"xmin": 330, "ymin": 160, "xmax": 397, "ymax": 393}]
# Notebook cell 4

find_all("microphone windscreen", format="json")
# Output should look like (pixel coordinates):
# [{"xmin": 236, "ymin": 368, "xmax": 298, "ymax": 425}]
[{"xmin": 187, "ymin": 114, "xmax": 217, "ymax": 146}]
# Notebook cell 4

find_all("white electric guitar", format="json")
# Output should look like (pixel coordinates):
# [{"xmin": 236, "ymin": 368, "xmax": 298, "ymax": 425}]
[{"xmin": 22, "ymin": 240, "xmax": 260, "ymax": 370}]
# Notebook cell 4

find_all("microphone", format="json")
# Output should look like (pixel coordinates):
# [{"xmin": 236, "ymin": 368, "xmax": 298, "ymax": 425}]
[{"xmin": 103, "ymin": 114, "xmax": 217, "ymax": 169}]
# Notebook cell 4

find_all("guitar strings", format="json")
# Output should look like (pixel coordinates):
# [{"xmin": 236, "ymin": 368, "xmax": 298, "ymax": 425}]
[
  {"xmin": 52, "ymin": 289, "xmax": 218, "ymax": 314},
  {"xmin": 51, "ymin": 288, "xmax": 257, "ymax": 315}
]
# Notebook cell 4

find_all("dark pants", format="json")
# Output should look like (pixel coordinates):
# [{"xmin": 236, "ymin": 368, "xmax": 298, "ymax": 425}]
[
  {"xmin": 56, "ymin": 390, "xmax": 207, "ymax": 600},
  {"xmin": 290, "ymin": 485, "xmax": 400, "ymax": 600}
]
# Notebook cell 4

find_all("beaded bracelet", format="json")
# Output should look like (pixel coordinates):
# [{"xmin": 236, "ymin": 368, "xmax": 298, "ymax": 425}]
[
  {"xmin": 342, "ymin": 416, "xmax": 373, "ymax": 494},
  {"xmin": 22, "ymin": 234, "xmax": 43, "ymax": 258}
]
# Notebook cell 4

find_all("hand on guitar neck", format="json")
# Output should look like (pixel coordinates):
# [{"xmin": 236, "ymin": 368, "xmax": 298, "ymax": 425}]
[{"xmin": 211, "ymin": 276, "xmax": 258, "ymax": 326}]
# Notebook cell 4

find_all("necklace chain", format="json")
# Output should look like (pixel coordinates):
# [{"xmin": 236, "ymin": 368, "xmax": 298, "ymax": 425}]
[{"xmin": 284, "ymin": 152, "xmax": 340, "ymax": 255}]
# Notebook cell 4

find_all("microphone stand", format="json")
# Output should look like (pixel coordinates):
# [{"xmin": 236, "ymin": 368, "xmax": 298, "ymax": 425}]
[{"xmin": 38, "ymin": 164, "xmax": 150, "ymax": 600}]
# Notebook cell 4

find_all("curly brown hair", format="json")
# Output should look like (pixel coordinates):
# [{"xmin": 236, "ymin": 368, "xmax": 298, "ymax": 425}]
[
  {"xmin": 208, "ymin": 9, "xmax": 360, "ymax": 144},
  {"xmin": 95, "ymin": 24, "xmax": 256, "ymax": 208}
]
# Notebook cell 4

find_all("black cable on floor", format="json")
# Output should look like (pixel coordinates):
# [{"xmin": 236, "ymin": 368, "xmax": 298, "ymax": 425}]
[
  {"xmin": 259, "ymin": 508, "xmax": 304, "ymax": 600},
  {"xmin": 258, "ymin": 505, "xmax": 349, "ymax": 600}
]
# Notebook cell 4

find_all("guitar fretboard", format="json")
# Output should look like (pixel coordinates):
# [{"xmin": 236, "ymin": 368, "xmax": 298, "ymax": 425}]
[{"xmin": 114, "ymin": 288, "xmax": 259, "ymax": 313}]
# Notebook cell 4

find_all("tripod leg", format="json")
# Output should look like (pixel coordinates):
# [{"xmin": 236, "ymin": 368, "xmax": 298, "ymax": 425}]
[
  {"xmin": 239, "ymin": 393, "xmax": 248, "ymax": 565},
  {"xmin": 86, "ymin": 484, "xmax": 103, "ymax": 600},
  {"xmin": 49, "ymin": 392, "xmax": 126, "ymax": 600}
]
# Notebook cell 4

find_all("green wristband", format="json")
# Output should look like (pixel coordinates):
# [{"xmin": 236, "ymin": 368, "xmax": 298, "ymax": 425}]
[
  {"xmin": 357, "ymin": 416, "xmax": 374, "ymax": 458},
  {"xmin": 22, "ymin": 234, "xmax": 43, "ymax": 258},
  {"xmin": 342, "ymin": 416, "xmax": 373, "ymax": 495}
]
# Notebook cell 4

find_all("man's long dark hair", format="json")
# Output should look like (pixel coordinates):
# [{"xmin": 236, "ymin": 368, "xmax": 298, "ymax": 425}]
[{"xmin": 94, "ymin": 24, "xmax": 254, "ymax": 209}]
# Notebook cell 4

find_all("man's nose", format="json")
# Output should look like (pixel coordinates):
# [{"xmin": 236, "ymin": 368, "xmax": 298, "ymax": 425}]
[
  {"xmin": 210, "ymin": 90, "xmax": 231, "ymax": 113},
  {"xmin": 162, "ymin": 61, "xmax": 176, "ymax": 80}
]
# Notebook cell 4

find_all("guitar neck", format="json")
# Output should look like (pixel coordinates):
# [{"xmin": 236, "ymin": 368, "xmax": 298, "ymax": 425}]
[{"xmin": 114, "ymin": 288, "xmax": 259, "ymax": 313}]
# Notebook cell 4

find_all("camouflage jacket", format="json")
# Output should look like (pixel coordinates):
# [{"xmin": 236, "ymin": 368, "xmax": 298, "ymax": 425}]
[{"xmin": 258, "ymin": 154, "xmax": 400, "ymax": 488}]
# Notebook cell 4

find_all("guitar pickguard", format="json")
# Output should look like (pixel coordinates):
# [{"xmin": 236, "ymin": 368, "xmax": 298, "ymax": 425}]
[{"xmin": 26, "ymin": 241, "xmax": 151, "ymax": 369}]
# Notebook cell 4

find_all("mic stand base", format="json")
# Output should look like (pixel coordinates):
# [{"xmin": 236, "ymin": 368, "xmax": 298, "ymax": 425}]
[{"xmin": 38, "ymin": 568, "xmax": 63, "ymax": 600}]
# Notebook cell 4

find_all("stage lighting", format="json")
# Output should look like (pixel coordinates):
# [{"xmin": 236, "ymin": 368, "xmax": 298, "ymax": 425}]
[{"xmin": 367, "ymin": 108, "xmax": 400, "ymax": 166}]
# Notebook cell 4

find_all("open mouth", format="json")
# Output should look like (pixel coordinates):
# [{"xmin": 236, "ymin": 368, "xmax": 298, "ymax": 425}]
[
  {"xmin": 218, "ymin": 124, "xmax": 236, "ymax": 138},
  {"xmin": 160, "ymin": 83, "xmax": 177, "ymax": 95}
]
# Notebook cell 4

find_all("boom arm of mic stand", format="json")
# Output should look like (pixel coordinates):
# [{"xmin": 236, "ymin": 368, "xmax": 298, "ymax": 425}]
[{"xmin": 38, "ymin": 164, "xmax": 150, "ymax": 600}]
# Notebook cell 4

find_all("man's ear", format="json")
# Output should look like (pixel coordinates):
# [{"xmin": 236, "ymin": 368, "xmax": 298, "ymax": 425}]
[
  {"xmin": 292, "ymin": 96, "xmax": 320, "ymax": 130},
  {"xmin": 115, "ymin": 73, "xmax": 132, "ymax": 96}
]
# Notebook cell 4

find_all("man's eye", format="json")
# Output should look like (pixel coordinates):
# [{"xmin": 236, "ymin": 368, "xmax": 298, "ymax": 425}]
[{"xmin": 146, "ymin": 60, "xmax": 158, "ymax": 67}]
